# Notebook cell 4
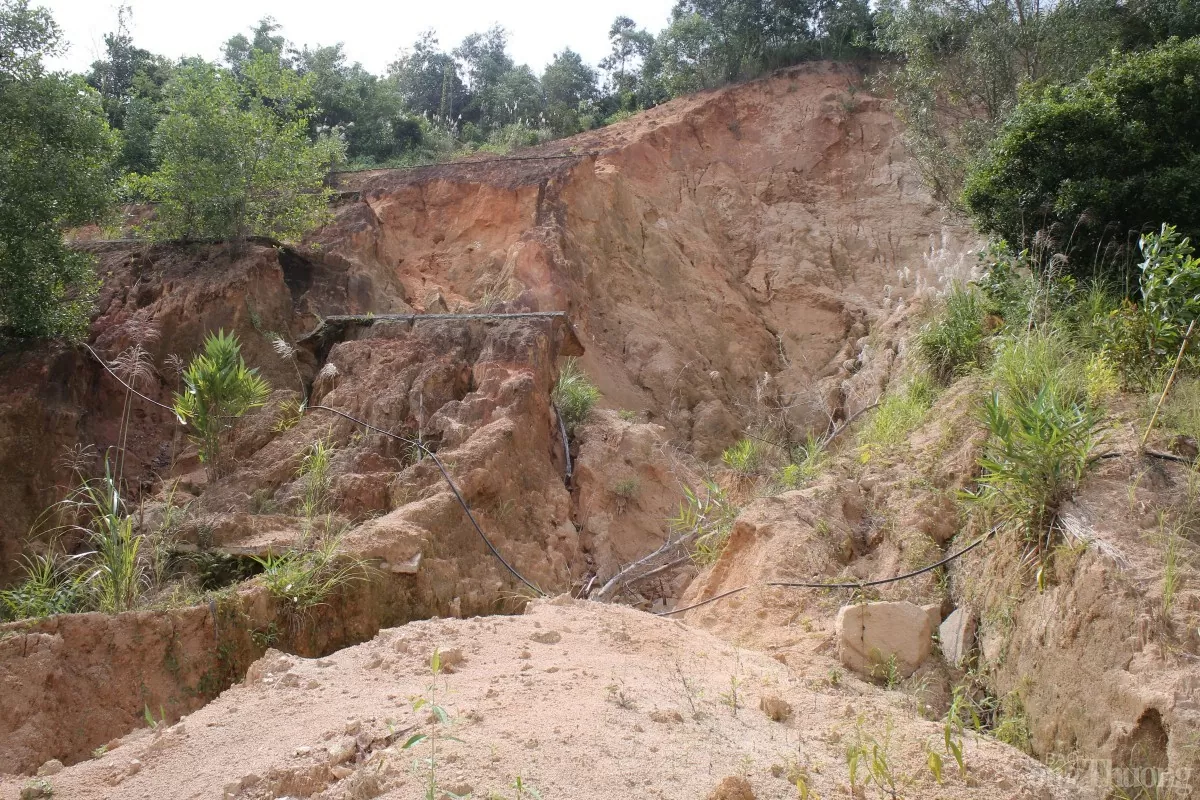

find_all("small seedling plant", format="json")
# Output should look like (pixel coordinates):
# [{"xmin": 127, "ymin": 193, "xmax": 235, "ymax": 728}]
[{"xmin": 404, "ymin": 648, "xmax": 466, "ymax": 800}]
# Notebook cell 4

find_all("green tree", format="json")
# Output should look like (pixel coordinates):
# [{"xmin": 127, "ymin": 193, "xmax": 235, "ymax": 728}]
[
  {"xmin": 541, "ymin": 49, "xmax": 598, "ymax": 136},
  {"xmin": 599, "ymin": 16, "xmax": 655, "ymax": 98},
  {"xmin": 173, "ymin": 329, "xmax": 271, "ymax": 479},
  {"xmin": 962, "ymin": 37, "xmax": 1200, "ymax": 274},
  {"xmin": 143, "ymin": 51, "xmax": 345, "ymax": 244},
  {"xmin": 389, "ymin": 30, "xmax": 465, "ymax": 121},
  {"xmin": 223, "ymin": 16, "xmax": 288, "ymax": 72},
  {"xmin": 85, "ymin": 4, "xmax": 172, "ymax": 173},
  {"xmin": 0, "ymin": 0, "xmax": 119, "ymax": 340},
  {"xmin": 454, "ymin": 26, "xmax": 515, "ymax": 128},
  {"xmin": 295, "ymin": 42, "xmax": 412, "ymax": 162}
]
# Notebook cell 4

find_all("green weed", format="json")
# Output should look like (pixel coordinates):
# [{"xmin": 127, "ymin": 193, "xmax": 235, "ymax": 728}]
[
  {"xmin": 552, "ymin": 357, "xmax": 601, "ymax": 432},
  {"xmin": 915, "ymin": 284, "xmax": 989, "ymax": 384}
]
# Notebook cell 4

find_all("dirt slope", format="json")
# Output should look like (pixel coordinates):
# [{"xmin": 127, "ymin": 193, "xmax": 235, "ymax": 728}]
[
  {"xmin": 0, "ymin": 600, "xmax": 1086, "ymax": 800},
  {"xmin": 0, "ymin": 61, "xmax": 1019, "ymax": 790}
]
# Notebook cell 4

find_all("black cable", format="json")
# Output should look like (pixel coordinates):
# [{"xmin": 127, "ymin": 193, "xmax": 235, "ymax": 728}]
[{"xmin": 655, "ymin": 525, "xmax": 998, "ymax": 617}]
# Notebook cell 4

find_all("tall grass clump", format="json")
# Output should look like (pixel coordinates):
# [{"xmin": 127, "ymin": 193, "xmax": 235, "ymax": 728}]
[
  {"xmin": 972, "ymin": 387, "xmax": 1104, "ymax": 551},
  {"xmin": 857, "ymin": 374, "xmax": 936, "ymax": 461},
  {"xmin": 253, "ymin": 530, "xmax": 365, "ymax": 612},
  {"xmin": 297, "ymin": 436, "xmax": 335, "ymax": 520},
  {"xmin": 915, "ymin": 285, "xmax": 989, "ymax": 384},
  {"xmin": 721, "ymin": 437, "xmax": 767, "ymax": 476},
  {"xmin": 671, "ymin": 480, "xmax": 739, "ymax": 566},
  {"xmin": 552, "ymin": 357, "xmax": 601, "ymax": 432}
]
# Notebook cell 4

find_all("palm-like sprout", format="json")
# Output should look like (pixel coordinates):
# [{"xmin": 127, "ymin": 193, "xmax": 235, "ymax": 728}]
[{"xmin": 173, "ymin": 330, "xmax": 270, "ymax": 479}]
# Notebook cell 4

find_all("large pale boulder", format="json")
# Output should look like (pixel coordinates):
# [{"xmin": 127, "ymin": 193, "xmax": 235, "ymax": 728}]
[
  {"xmin": 939, "ymin": 608, "xmax": 977, "ymax": 668},
  {"xmin": 836, "ymin": 601, "xmax": 933, "ymax": 679}
]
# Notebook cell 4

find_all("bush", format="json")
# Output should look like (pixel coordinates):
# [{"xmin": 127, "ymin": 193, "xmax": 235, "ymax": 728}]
[
  {"xmin": 173, "ymin": 330, "xmax": 271, "ymax": 479},
  {"xmin": 253, "ymin": 532, "xmax": 365, "ymax": 612},
  {"xmin": 962, "ymin": 38, "xmax": 1200, "ymax": 275},
  {"xmin": 915, "ymin": 285, "xmax": 989, "ymax": 384},
  {"xmin": 552, "ymin": 357, "xmax": 600, "ymax": 432},
  {"xmin": 1102, "ymin": 224, "xmax": 1200, "ymax": 388}
]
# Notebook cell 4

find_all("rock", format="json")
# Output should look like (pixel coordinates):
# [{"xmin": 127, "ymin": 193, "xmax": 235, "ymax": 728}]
[
  {"xmin": 707, "ymin": 775, "xmax": 756, "ymax": 800},
  {"xmin": 1170, "ymin": 435, "xmax": 1199, "ymax": 460},
  {"xmin": 20, "ymin": 780, "xmax": 52, "ymax": 799},
  {"xmin": 440, "ymin": 648, "xmax": 466, "ymax": 672},
  {"xmin": 328, "ymin": 738, "xmax": 357, "ymax": 765},
  {"xmin": 921, "ymin": 603, "xmax": 942, "ymax": 632},
  {"xmin": 939, "ymin": 608, "xmax": 977, "ymax": 668},
  {"xmin": 759, "ymin": 695, "xmax": 793, "ymax": 722},
  {"xmin": 835, "ymin": 601, "xmax": 932, "ymax": 679},
  {"xmin": 36, "ymin": 759, "xmax": 63, "ymax": 777}
]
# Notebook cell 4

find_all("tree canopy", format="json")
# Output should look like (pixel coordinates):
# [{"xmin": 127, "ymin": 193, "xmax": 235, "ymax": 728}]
[
  {"xmin": 962, "ymin": 37, "xmax": 1200, "ymax": 274},
  {"xmin": 141, "ymin": 50, "xmax": 344, "ymax": 243},
  {"xmin": 0, "ymin": 0, "xmax": 119, "ymax": 340}
]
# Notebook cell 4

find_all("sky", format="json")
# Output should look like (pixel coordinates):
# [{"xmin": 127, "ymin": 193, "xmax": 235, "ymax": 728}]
[{"xmin": 40, "ymin": 0, "xmax": 677, "ymax": 76}]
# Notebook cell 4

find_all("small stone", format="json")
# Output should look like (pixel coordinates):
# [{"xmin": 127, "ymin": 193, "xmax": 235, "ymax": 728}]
[
  {"xmin": 440, "ymin": 648, "xmax": 466, "ymax": 673},
  {"xmin": 328, "ymin": 738, "xmax": 356, "ymax": 765},
  {"xmin": 37, "ymin": 759, "xmax": 63, "ymax": 777},
  {"xmin": 759, "ymin": 695, "xmax": 793, "ymax": 722}
]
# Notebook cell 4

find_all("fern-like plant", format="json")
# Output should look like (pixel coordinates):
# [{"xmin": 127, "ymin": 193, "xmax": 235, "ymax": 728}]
[{"xmin": 173, "ymin": 330, "xmax": 270, "ymax": 479}]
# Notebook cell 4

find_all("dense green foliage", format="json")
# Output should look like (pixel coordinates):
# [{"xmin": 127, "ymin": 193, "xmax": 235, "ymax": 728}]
[
  {"xmin": 0, "ymin": 0, "xmax": 118, "ymax": 340},
  {"xmin": 963, "ymin": 38, "xmax": 1200, "ymax": 272},
  {"xmin": 141, "ymin": 51, "xmax": 344, "ymax": 242}
]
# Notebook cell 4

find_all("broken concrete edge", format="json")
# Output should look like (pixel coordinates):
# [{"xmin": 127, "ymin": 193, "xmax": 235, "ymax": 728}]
[{"xmin": 296, "ymin": 311, "xmax": 585, "ymax": 363}]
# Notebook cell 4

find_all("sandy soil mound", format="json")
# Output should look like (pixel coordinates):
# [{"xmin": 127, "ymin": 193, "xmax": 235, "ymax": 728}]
[{"xmin": 1, "ymin": 600, "xmax": 1085, "ymax": 800}]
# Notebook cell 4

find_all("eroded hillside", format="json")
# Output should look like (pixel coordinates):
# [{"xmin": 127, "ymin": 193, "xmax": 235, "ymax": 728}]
[{"xmin": 2, "ymin": 62, "xmax": 1157, "ymax": 799}]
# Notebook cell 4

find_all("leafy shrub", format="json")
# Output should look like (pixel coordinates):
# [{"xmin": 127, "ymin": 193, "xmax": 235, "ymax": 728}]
[
  {"xmin": 552, "ymin": 357, "xmax": 600, "ymax": 432},
  {"xmin": 173, "ymin": 330, "xmax": 271, "ymax": 479},
  {"xmin": 962, "ymin": 38, "xmax": 1200, "ymax": 275},
  {"xmin": 1157, "ymin": 375, "xmax": 1200, "ymax": 441},
  {"xmin": 0, "ymin": 552, "xmax": 81, "ymax": 620},
  {"xmin": 915, "ymin": 285, "xmax": 989, "ymax": 384},
  {"xmin": 972, "ymin": 388, "xmax": 1103, "ymax": 549},
  {"xmin": 1103, "ymin": 225, "xmax": 1200, "ymax": 388}
]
